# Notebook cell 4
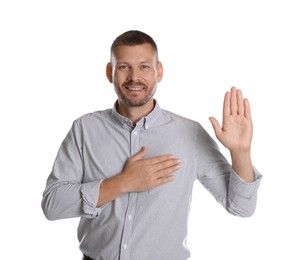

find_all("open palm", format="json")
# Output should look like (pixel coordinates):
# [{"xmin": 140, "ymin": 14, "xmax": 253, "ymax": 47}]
[{"xmin": 209, "ymin": 87, "xmax": 253, "ymax": 154}]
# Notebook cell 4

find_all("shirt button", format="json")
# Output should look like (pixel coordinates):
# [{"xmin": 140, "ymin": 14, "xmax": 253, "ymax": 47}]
[
  {"xmin": 128, "ymin": 214, "xmax": 133, "ymax": 220},
  {"xmin": 123, "ymin": 244, "xmax": 128, "ymax": 250},
  {"xmin": 133, "ymin": 131, "xmax": 137, "ymax": 136}
]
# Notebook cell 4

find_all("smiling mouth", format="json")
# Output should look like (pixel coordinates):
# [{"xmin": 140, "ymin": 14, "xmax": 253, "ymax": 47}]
[{"xmin": 125, "ymin": 86, "xmax": 145, "ymax": 91}]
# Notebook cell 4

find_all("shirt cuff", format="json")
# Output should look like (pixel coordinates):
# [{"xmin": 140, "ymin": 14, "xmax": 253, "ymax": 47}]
[
  {"xmin": 80, "ymin": 179, "xmax": 105, "ymax": 218},
  {"xmin": 229, "ymin": 166, "xmax": 262, "ymax": 199}
]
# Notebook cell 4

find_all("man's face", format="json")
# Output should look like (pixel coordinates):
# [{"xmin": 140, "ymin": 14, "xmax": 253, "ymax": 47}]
[{"xmin": 107, "ymin": 43, "xmax": 163, "ymax": 107}]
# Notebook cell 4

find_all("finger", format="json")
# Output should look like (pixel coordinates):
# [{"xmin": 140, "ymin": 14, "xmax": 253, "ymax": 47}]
[
  {"xmin": 129, "ymin": 146, "xmax": 147, "ymax": 162},
  {"xmin": 154, "ymin": 159, "xmax": 181, "ymax": 177},
  {"xmin": 223, "ymin": 91, "xmax": 231, "ymax": 116},
  {"xmin": 237, "ymin": 89, "xmax": 244, "ymax": 115},
  {"xmin": 244, "ymin": 98, "xmax": 252, "ymax": 119},
  {"xmin": 230, "ymin": 86, "xmax": 238, "ymax": 115},
  {"xmin": 155, "ymin": 174, "xmax": 175, "ymax": 185},
  {"xmin": 209, "ymin": 117, "xmax": 222, "ymax": 138},
  {"xmin": 147, "ymin": 154, "xmax": 177, "ymax": 165}
]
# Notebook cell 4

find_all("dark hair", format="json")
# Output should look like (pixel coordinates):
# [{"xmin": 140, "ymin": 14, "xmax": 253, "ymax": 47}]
[{"xmin": 111, "ymin": 30, "xmax": 158, "ymax": 60}]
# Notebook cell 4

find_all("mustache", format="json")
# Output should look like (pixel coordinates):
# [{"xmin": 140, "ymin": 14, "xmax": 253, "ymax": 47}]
[{"xmin": 123, "ymin": 80, "xmax": 147, "ymax": 88}]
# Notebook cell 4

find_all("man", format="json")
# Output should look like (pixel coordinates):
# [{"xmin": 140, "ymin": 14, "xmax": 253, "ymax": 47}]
[{"xmin": 42, "ymin": 30, "xmax": 262, "ymax": 260}]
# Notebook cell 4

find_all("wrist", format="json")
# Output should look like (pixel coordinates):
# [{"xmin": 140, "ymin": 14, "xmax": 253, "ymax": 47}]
[
  {"xmin": 230, "ymin": 148, "xmax": 251, "ymax": 160},
  {"xmin": 230, "ymin": 150, "xmax": 254, "ymax": 183},
  {"xmin": 116, "ymin": 173, "xmax": 130, "ymax": 193}
]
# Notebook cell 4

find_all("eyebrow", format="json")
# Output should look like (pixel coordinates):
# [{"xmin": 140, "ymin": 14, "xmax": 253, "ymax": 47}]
[{"xmin": 116, "ymin": 60, "xmax": 153, "ymax": 65}]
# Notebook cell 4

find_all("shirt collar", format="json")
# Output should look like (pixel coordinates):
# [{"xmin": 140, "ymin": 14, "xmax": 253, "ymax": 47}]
[{"xmin": 111, "ymin": 100, "xmax": 162, "ymax": 130}]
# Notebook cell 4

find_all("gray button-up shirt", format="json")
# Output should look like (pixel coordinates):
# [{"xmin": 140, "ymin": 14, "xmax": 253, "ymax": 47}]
[{"xmin": 42, "ymin": 102, "xmax": 262, "ymax": 260}]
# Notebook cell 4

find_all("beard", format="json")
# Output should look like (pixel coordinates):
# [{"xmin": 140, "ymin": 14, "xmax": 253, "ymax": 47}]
[{"xmin": 114, "ymin": 80, "xmax": 157, "ymax": 107}]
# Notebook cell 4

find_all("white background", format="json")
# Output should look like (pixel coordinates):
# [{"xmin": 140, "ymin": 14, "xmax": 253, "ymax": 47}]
[{"xmin": 1, "ymin": 0, "xmax": 305, "ymax": 259}]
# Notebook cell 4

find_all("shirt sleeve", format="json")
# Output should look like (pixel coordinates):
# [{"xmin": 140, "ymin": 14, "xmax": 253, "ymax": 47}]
[
  {"xmin": 41, "ymin": 120, "xmax": 105, "ymax": 220},
  {"xmin": 195, "ymin": 123, "xmax": 262, "ymax": 217}
]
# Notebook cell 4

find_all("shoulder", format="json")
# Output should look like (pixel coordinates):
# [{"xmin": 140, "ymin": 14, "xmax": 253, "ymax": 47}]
[
  {"xmin": 160, "ymin": 109, "xmax": 214, "ymax": 140},
  {"xmin": 73, "ymin": 109, "xmax": 113, "ymax": 127},
  {"xmin": 161, "ymin": 109, "xmax": 201, "ymax": 128}
]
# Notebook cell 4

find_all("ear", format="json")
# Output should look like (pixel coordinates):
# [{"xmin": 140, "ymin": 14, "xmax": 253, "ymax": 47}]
[
  {"xmin": 106, "ymin": 63, "xmax": 113, "ymax": 83},
  {"xmin": 157, "ymin": 61, "xmax": 163, "ymax": 83}
]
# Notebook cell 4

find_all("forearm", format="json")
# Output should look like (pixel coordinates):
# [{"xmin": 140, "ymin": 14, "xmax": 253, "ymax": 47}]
[
  {"xmin": 230, "ymin": 151, "xmax": 254, "ymax": 183},
  {"xmin": 226, "ymin": 166, "xmax": 261, "ymax": 217},
  {"xmin": 96, "ymin": 174, "xmax": 127, "ymax": 207},
  {"xmin": 42, "ymin": 180, "xmax": 102, "ymax": 220},
  {"xmin": 42, "ymin": 182, "xmax": 83, "ymax": 220}
]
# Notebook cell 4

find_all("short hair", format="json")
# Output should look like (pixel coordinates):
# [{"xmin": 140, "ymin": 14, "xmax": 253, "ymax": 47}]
[{"xmin": 110, "ymin": 30, "xmax": 159, "ymax": 60}]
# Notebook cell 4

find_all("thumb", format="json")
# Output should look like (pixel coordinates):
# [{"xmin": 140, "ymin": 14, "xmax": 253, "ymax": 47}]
[
  {"xmin": 209, "ymin": 117, "xmax": 222, "ymax": 138},
  {"xmin": 130, "ymin": 146, "xmax": 147, "ymax": 162}
]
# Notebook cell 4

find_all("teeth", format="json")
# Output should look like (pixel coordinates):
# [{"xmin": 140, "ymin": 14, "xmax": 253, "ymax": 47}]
[{"xmin": 128, "ymin": 87, "xmax": 143, "ymax": 90}]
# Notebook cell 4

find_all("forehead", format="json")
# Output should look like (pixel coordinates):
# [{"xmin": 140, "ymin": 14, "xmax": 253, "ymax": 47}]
[{"xmin": 112, "ymin": 43, "xmax": 157, "ymax": 63}]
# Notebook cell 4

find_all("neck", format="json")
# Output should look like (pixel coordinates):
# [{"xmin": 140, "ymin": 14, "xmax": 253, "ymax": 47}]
[{"xmin": 116, "ymin": 99, "xmax": 155, "ymax": 126}]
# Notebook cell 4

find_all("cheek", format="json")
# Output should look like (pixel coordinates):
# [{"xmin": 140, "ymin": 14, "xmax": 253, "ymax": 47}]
[
  {"xmin": 144, "ymin": 71, "xmax": 158, "ymax": 82},
  {"xmin": 114, "ymin": 73, "xmax": 126, "ymax": 85}
]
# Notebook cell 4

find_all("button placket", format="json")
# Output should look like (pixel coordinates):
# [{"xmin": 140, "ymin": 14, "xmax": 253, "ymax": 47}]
[{"xmin": 120, "ymin": 127, "xmax": 141, "ymax": 260}]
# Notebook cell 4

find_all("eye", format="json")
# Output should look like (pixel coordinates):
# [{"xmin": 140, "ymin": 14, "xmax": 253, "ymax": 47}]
[
  {"xmin": 140, "ymin": 64, "xmax": 150, "ymax": 70},
  {"xmin": 117, "ymin": 64, "xmax": 129, "ymax": 71}
]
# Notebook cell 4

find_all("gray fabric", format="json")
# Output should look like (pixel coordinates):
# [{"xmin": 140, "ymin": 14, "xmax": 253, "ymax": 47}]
[{"xmin": 42, "ymin": 102, "xmax": 262, "ymax": 260}]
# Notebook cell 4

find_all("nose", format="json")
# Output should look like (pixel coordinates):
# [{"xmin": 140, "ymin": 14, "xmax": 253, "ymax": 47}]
[{"xmin": 128, "ymin": 67, "xmax": 141, "ymax": 82}]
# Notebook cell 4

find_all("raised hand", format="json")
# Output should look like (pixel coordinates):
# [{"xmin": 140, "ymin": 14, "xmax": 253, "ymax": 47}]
[{"xmin": 209, "ymin": 87, "xmax": 253, "ymax": 154}]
